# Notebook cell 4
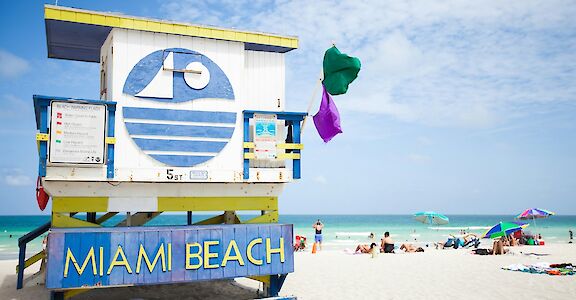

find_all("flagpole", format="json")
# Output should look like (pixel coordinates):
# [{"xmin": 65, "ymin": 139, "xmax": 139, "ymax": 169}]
[
  {"xmin": 301, "ymin": 42, "xmax": 336, "ymax": 133},
  {"xmin": 300, "ymin": 72, "xmax": 323, "ymax": 132}
]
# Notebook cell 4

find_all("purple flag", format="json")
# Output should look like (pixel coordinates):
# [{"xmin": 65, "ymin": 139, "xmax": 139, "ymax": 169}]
[{"xmin": 313, "ymin": 84, "xmax": 343, "ymax": 142}]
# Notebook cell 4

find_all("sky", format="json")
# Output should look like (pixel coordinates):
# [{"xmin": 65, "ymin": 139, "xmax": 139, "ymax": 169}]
[{"xmin": 0, "ymin": 0, "xmax": 575, "ymax": 215}]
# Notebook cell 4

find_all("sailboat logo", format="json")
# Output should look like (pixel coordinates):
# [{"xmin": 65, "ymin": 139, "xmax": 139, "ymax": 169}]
[{"xmin": 122, "ymin": 48, "xmax": 236, "ymax": 167}]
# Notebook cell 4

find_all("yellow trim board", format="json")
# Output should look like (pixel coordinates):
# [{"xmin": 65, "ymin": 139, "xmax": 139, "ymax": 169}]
[
  {"xmin": 277, "ymin": 143, "xmax": 304, "ymax": 150},
  {"xmin": 36, "ymin": 133, "xmax": 49, "ymax": 141},
  {"xmin": 52, "ymin": 197, "xmax": 108, "ymax": 213},
  {"xmin": 158, "ymin": 197, "xmax": 278, "ymax": 212},
  {"xmin": 44, "ymin": 5, "xmax": 298, "ymax": 49}
]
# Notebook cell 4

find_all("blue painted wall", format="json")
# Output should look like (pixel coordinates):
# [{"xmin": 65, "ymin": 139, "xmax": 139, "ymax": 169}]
[{"xmin": 46, "ymin": 224, "xmax": 294, "ymax": 289}]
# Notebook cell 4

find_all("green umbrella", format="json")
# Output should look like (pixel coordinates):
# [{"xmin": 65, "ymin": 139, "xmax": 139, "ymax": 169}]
[{"xmin": 482, "ymin": 222, "xmax": 529, "ymax": 239}]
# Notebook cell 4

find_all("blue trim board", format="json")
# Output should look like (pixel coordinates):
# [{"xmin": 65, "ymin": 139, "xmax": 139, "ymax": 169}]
[
  {"xmin": 123, "ymin": 107, "xmax": 236, "ymax": 124},
  {"xmin": 125, "ymin": 123, "xmax": 234, "ymax": 139},
  {"xmin": 133, "ymin": 138, "xmax": 226, "ymax": 153},
  {"xmin": 243, "ymin": 110, "xmax": 307, "ymax": 121}
]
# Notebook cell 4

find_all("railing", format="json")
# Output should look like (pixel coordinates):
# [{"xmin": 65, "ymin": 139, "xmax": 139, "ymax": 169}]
[
  {"xmin": 16, "ymin": 221, "xmax": 50, "ymax": 289},
  {"xmin": 242, "ymin": 110, "xmax": 307, "ymax": 180}
]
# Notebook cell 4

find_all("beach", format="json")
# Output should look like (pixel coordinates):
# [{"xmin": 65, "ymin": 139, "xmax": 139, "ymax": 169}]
[{"xmin": 2, "ymin": 243, "xmax": 575, "ymax": 299}]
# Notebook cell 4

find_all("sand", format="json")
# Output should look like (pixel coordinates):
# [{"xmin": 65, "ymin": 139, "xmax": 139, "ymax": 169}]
[{"xmin": 1, "ymin": 244, "xmax": 575, "ymax": 299}]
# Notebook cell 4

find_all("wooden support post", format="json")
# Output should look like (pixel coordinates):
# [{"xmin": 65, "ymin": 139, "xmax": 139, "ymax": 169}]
[
  {"xmin": 16, "ymin": 243, "xmax": 26, "ymax": 289},
  {"xmin": 187, "ymin": 211, "xmax": 192, "ymax": 225},
  {"xmin": 87, "ymin": 212, "xmax": 96, "ymax": 223},
  {"xmin": 224, "ymin": 211, "xmax": 236, "ymax": 224},
  {"xmin": 193, "ymin": 214, "xmax": 225, "ymax": 225}
]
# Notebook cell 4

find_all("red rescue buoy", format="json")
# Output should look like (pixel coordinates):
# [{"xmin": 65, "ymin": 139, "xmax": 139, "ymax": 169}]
[{"xmin": 36, "ymin": 177, "xmax": 49, "ymax": 211}]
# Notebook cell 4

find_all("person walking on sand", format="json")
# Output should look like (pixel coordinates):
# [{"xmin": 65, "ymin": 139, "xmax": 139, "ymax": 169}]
[
  {"xmin": 313, "ymin": 219, "xmax": 324, "ymax": 251},
  {"xmin": 569, "ymin": 230, "xmax": 573, "ymax": 244}
]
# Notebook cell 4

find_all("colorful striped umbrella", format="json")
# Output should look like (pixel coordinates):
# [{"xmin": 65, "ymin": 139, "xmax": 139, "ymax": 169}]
[
  {"xmin": 482, "ymin": 222, "xmax": 529, "ymax": 239},
  {"xmin": 413, "ymin": 211, "xmax": 449, "ymax": 225},
  {"xmin": 516, "ymin": 208, "xmax": 555, "ymax": 220},
  {"xmin": 516, "ymin": 208, "xmax": 555, "ymax": 227}
]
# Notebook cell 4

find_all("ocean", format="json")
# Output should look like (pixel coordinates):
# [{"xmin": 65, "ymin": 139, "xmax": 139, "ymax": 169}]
[{"xmin": 1, "ymin": 214, "xmax": 575, "ymax": 259}]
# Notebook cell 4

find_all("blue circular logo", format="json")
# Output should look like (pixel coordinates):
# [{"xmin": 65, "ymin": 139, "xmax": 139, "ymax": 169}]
[{"xmin": 122, "ymin": 48, "xmax": 236, "ymax": 167}]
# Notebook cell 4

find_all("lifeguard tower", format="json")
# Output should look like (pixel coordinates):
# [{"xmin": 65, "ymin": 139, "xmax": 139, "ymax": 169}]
[{"xmin": 18, "ymin": 5, "xmax": 305, "ymax": 299}]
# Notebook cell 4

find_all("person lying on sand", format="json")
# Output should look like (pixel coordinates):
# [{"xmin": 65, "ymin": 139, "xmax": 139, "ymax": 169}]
[
  {"xmin": 400, "ymin": 243, "xmax": 424, "ymax": 253},
  {"xmin": 355, "ymin": 243, "xmax": 377, "ymax": 254}
]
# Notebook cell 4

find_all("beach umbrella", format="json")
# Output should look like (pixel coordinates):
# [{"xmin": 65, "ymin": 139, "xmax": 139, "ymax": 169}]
[
  {"xmin": 516, "ymin": 208, "xmax": 555, "ymax": 227},
  {"xmin": 413, "ymin": 211, "xmax": 449, "ymax": 225},
  {"xmin": 482, "ymin": 222, "xmax": 529, "ymax": 239}
]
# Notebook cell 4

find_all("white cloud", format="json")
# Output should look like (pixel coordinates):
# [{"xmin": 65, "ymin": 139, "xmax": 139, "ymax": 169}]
[
  {"xmin": 160, "ymin": 0, "xmax": 576, "ymax": 128},
  {"xmin": 0, "ymin": 49, "xmax": 29, "ymax": 79},
  {"xmin": 313, "ymin": 175, "xmax": 328, "ymax": 184},
  {"xmin": 3, "ymin": 174, "xmax": 32, "ymax": 186},
  {"xmin": 407, "ymin": 153, "xmax": 431, "ymax": 163}
]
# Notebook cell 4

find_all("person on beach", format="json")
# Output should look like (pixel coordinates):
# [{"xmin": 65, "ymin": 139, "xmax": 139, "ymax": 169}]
[
  {"xmin": 380, "ymin": 232, "xmax": 395, "ymax": 253},
  {"xmin": 400, "ymin": 243, "xmax": 424, "ymax": 253},
  {"xmin": 355, "ymin": 242, "xmax": 377, "ymax": 254},
  {"xmin": 492, "ymin": 237, "xmax": 509, "ymax": 255},
  {"xmin": 569, "ymin": 230, "xmax": 573, "ymax": 243},
  {"xmin": 313, "ymin": 219, "xmax": 324, "ymax": 251}
]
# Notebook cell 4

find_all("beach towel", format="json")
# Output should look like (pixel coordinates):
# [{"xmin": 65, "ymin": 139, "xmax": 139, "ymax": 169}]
[{"xmin": 502, "ymin": 262, "xmax": 575, "ymax": 276}]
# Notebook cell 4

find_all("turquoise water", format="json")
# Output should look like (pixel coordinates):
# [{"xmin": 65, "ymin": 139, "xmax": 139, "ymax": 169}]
[{"xmin": 1, "ymin": 214, "xmax": 575, "ymax": 259}]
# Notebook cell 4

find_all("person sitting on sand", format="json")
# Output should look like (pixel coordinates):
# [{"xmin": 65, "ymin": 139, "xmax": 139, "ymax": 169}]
[
  {"xmin": 380, "ymin": 232, "xmax": 395, "ymax": 253},
  {"xmin": 492, "ymin": 237, "xmax": 509, "ymax": 255},
  {"xmin": 508, "ymin": 234, "xmax": 518, "ymax": 247},
  {"xmin": 462, "ymin": 233, "xmax": 480, "ymax": 248},
  {"xmin": 400, "ymin": 243, "xmax": 424, "ymax": 253}
]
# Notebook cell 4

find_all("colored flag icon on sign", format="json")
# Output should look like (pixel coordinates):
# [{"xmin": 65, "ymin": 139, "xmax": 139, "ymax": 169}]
[
  {"xmin": 56, "ymin": 140, "xmax": 61, "ymax": 143},
  {"xmin": 56, "ymin": 121, "xmax": 62, "ymax": 125},
  {"xmin": 56, "ymin": 130, "xmax": 62, "ymax": 134},
  {"xmin": 56, "ymin": 113, "xmax": 62, "ymax": 118}
]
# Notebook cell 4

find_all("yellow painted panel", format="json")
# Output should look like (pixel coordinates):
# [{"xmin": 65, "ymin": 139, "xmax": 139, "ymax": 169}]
[
  {"xmin": 64, "ymin": 289, "xmax": 90, "ymax": 299},
  {"xmin": 243, "ymin": 142, "xmax": 255, "ymax": 148},
  {"xmin": 197, "ymin": 27, "xmax": 211, "ymax": 38},
  {"xmin": 246, "ymin": 34, "xmax": 260, "ymax": 43},
  {"xmin": 222, "ymin": 30, "xmax": 236, "ymax": 41},
  {"xmin": 187, "ymin": 26, "xmax": 199, "ymax": 36},
  {"xmin": 173, "ymin": 24, "xmax": 187, "ymax": 35},
  {"xmin": 291, "ymin": 39, "xmax": 299, "ymax": 48},
  {"xmin": 277, "ymin": 143, "xmax": 303, "ymax": 150},
  {"xmin": 44, "ymin": 6, "xmax": 299, "ymax": 49},
  {"xmin": 52, "ymin": 213, "xmax": 102, "ymax": 228},
  {"xmin": 118, "ymin": 17, "xmax": 134, "ymax": 29},
  {"xmin": 236, "ymin": 32, "xmax": 247, "ymax": 42},
  {"xmin": 160, "ymin": 23, "xmax": 174, "ymax": 33},
  {"xmin": 106, "ymin": 16, "xmax": 121, "ymax": 27},
  {"xmin": 244, "ymin": 211, "xmax": 279, "ymax": 224},
  {"xmin": 75, "ymin": 12, "xmax": 92, "ymax": 24},
  {"xmin": 92, "ymin": 14, "xmax": 106, "ymax": 26},
  {"xmin": 60, "ymin": 11, "xmax": 76, "ymax": 22},
  {"xmin": 258, "ymin": 34, "xmax": 270, "ymax": 44},
  {"xmin": 157, "ymin": 197, "xmax": 278, "ymax": 212},
  {"xmin": 147, "ymin": 21, "xmax": 162, "ymax": 32},
  {"xmin": 269, "ymin": 36, "xmax": 281, "ymax": 46},
  {"xmin": 249, "ymin": 275, "xmax": 271, "ymax": 285},
  {"xmin": 277, "ymin": 153, "xmax": 301, "ymax": 160},
  {"xmin": 36, "ymin": 133, "xmax": 49, "ymax": 141},
  {"xmin": 280, "ymin": 38, "xmax": 293, "ymax": 48},
  {"xmin": 52, "ymin": 197, "xmax": 109, "ymax": 213},
  {"xmin": 244, "ymin": 153, "xmax": 255, "ymax": 159},
  {"xmin": 44, "ymin": 8, "xmax": 60, "ymax": 20},
  {"xmin": 133, "ymin": 19, "xmax": 148, "ymax": 30},
  {"xmin": 105, "ymin": 137, "xmax": 116, "ymax": 144}
]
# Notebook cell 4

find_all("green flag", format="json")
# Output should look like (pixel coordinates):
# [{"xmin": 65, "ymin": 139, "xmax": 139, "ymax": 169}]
[{"xmin": 322, "ymin": 46, "xmax": 361, "ymax": 95}]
